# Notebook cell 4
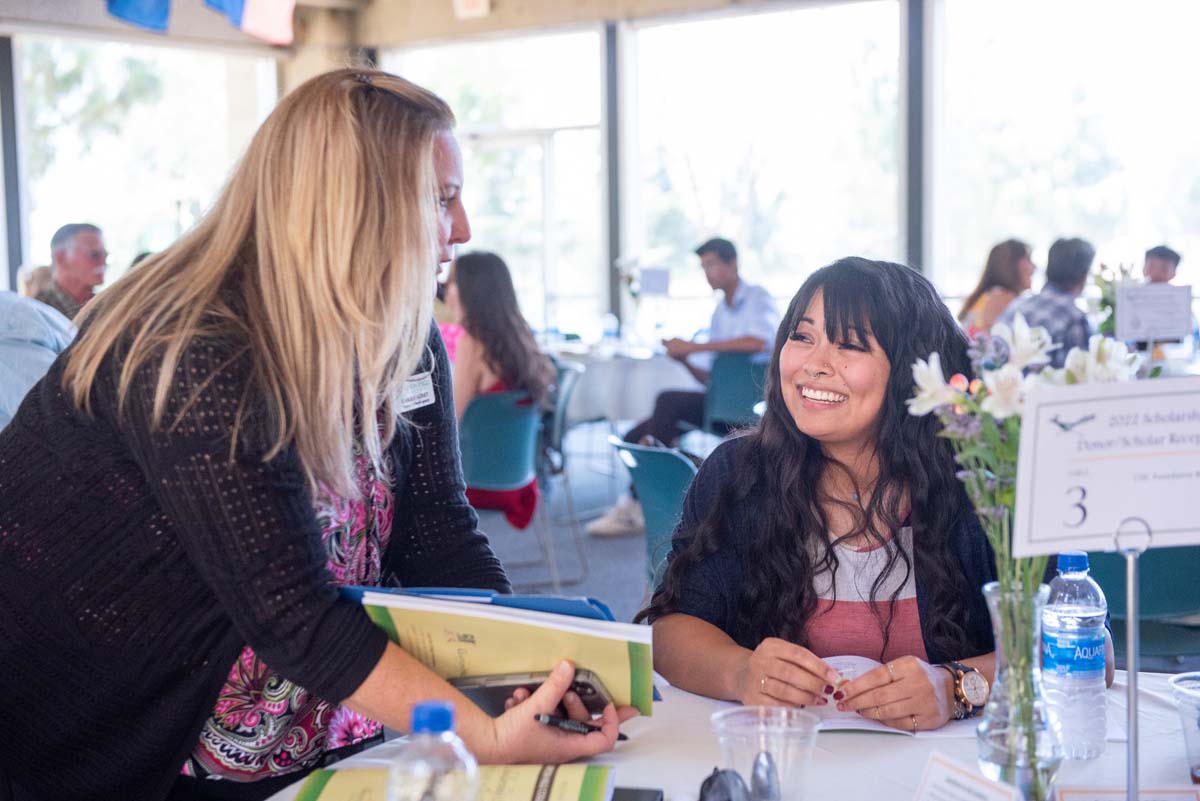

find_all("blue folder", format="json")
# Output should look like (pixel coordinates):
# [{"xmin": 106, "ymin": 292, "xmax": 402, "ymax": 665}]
[{"xmin": 339, "ymin": 585, "xmax": 616, "ymax": 622}]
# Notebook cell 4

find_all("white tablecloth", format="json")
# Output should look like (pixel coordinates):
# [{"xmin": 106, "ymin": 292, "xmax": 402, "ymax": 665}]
[
  {"xmin": 268, "ymin": 671, "xmax": 1190, "ymax": 800},
  {"xmin": 550, "ymin": 345, "xmax": 704, "ymax": 427}
]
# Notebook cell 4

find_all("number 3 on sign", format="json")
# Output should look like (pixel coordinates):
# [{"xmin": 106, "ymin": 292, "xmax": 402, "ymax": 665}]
[{"xmin": 1065, "ymin": 486, "xmax": 1087, "ymax": 528}]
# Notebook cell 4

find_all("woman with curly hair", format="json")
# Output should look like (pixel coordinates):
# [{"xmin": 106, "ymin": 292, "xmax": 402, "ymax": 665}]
[{"xmin": 639, "ymin": 257, "xmax": 1084, "ymax": 732}]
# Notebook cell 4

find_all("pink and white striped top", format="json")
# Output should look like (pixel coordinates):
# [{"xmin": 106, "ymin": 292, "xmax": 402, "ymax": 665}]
[{"xmin": 804, "ymin": 526, "xmax": 929, "ymax": 663}]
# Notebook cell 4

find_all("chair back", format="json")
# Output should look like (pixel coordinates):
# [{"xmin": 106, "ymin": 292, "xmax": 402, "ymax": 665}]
[
  {"xmin": 610, "ymin": 437, "xmax": 698, "ymax": 585},
  {"xmin": 704, "ymin": 353, "xmax": 768, "ymax": 433},
  {"xmin": 545, "ymin": 360, "xmax": 585, "ymax": 467},
  {"xmin": 1086, "ymin": 547, "xmax": 1200, "ymax": 620},
  {"xmin": 459, "ymin": 391, "xmax": 540, "ymax": 492}
]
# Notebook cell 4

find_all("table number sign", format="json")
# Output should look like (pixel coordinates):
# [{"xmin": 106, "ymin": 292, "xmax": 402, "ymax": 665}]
[
  {"xmin": 913, "ymin": 752, "xmax": 1021, "ymax": 801},
  {"xmin": 1013, "ymin": 376, "xmax": 1200, "ymax": 558}
]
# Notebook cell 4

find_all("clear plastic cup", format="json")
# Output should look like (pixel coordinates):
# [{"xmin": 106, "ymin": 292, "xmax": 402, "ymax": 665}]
[
  {"xmin": 1169, "ymin": 672, "xmax": 1200, "ymax": 784},
  {"xmin": 710, "ymin": 706, "xmax": 821, "ymax": 801}
]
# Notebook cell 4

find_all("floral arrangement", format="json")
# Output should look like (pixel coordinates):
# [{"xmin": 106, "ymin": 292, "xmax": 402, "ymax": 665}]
[
  {"xmin": 908, "ymin": 316, "xmax": 1138, "ymax": 577},
  {"xmin": 907, "ymin": 315, "xmax": 1137, "ymax": 800}
]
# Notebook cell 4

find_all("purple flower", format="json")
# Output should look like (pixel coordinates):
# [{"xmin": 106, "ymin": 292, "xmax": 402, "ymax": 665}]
[
  {"xmin": 967, "ymin": 332, "xmax": 1010, "ymax": 376},
  {"xmin": 941, "ymin": 411, "xmax": 982, "ymax": 439}
]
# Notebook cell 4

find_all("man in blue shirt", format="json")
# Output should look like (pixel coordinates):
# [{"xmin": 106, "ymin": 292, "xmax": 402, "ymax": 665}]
[
  {"xmin": 587, "ymin": 238, "xmax": 780, "ymax": 537},
  {"xmin": 0, "ymin": 292, "xmax": 76, "ymax": 430},
  {"xmin": 998, "ymin": 237, "xmax": 1095, "ymax": 370}
]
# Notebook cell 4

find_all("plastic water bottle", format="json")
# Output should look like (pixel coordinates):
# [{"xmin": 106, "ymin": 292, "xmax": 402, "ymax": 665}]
[
  {"xmin": 1042, "ymin": 551, "xmax": 1108, "ymax": 759},
  {"xmin": 387, "ymin": 701, "xmax": 479, "ymax": 801}
]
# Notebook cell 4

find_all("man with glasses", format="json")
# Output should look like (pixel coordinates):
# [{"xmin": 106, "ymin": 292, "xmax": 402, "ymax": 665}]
[{"xmin": 36, "ymin": 223, "xmax": 108, "ymax": 320}]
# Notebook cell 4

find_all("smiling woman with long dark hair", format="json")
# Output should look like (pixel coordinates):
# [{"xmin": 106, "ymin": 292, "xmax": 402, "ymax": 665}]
[{"xmin": 638, "ymin": 257, "xmax": 1004, "ymax": 732}]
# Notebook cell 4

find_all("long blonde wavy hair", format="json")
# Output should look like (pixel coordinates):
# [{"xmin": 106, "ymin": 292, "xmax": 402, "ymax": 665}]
[{"xmin": 64, "ymin": 69, "xmax": 453, "ymax": 498}]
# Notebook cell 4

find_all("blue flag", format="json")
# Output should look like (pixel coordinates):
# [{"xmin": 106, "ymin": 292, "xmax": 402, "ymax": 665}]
[
  {"xmin": 106, "ymin": 0, "xmax": 170, "ymax": 32},
  {"xmin": 205, "ymin": 0, "xmax": 246, "ymax": 27}
]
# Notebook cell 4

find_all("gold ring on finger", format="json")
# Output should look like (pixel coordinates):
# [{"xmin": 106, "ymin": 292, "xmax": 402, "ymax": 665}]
[
  {"xmin": 886, "ymin": 662, "xmax": 897, "ymax": 682},
  {"xmin": 761, "ymin": 675, "xmax": 768, "ymax": 693},
  {"xmin": 873, "ymin": 706, "xmax": 881, "ymax": 720},
  {"xmin": 911, "ymin": 714, "xmax": 918, "ymax": 732}
]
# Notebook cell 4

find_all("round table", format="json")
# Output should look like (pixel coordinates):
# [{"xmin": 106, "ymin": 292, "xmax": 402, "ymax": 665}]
[
  {"xmin": 549, "ymin": 343, "xmax": 704, "ymax": 427},
  {"xmin": 268, "ymin": 671, "xmax": 1190, "ymax": 800}
]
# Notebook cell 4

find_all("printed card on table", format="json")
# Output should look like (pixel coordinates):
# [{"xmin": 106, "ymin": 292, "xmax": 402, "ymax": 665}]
[
  {"xmin": 913, "ymin": 752, "xmax": 1021, "ymax": 801},
  {"xmin": 1013, "ymin": 376, "xmax": 1200, "ymax": 558},
  {"xmin": 1058, "ymin": 789, "xmax": 1200, "ymax": 801}
]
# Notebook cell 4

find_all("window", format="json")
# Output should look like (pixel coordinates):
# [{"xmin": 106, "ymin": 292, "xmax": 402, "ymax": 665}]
[
  {"xmin": 16, "ymin": 35, "xmax": 276, "ymax": 286},
  {"xmin": 384, "ymin": 30, "xmax": 606, "ymax": 335},
  {"xmin": 930, "ymin": 0, "xmax": 1200, "ymax": 301},
  {"xmin": 628, "ymin": 2, "xmax": 901, "ymax": 337}
]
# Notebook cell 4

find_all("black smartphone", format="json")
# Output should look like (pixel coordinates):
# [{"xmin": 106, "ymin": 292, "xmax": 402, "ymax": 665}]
[
  {"xmin": 450, "ymin": 669, "xmax": 614, "ymax": 717},
  {"xmin": 613, "ymin": 790, "xmax": 664, "ymax": 801}
]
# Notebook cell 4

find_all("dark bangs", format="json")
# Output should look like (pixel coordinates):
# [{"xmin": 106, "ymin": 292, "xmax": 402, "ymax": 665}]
[{"xmin": 783, "ymin": 257, "xmax": 903, "ymax": 362}]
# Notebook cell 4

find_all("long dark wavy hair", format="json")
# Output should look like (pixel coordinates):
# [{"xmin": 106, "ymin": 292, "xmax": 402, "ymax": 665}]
[
  {"xmin": 637, "ymin": 258, "xmax": 975, "ymax": 661},
  {"xmin": 452, "ymin": 251, "xmax": 555, "ymax": 404}
]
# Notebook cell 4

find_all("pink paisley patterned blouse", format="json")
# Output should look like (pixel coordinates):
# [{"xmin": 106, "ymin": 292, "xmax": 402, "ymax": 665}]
[{"xmin": 180, "ymin": 437, "xmax": 395, "ymax": 781}]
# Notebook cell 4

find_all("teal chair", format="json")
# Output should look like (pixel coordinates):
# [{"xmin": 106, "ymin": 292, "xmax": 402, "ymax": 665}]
[
  {"xmin": 703, "ymin": 353, "xmax": 769, "ymax": 434},
  {"xmin": 609, "ymin": 436, "xmax": 698, "ymax": 586},
  {"xmin": 460, "ymin": 391, "xmax": 567, "ymax": 591},
  {"xmin": 537, "ymin": 359, "xmax": 588, "ymax": 584},
  {"xmin": 1086, "ymin": 547, "xmax": 1200, "ymax": 670}
]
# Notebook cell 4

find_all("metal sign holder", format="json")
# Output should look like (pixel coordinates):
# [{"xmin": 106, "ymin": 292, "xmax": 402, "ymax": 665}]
[{"xmin": 1114, "ymin": 516, "xmax": 1152, "ymax": 801}]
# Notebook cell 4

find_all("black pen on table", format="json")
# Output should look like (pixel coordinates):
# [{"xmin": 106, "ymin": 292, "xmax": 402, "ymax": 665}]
[{"xmin": 534, "ymin": 713, "xmax": 629, "ymax": 741}]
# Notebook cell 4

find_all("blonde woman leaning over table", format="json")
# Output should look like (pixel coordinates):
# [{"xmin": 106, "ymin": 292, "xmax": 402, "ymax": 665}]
[
  {"xmin": 637, "ymin": 258, "xmax": 1113, "ymax": 733},
  {"xmin": 0, "ymin": 69, "xmax": 632, "ymax": 801},
  {"xmin": 958, "ymin": 239, "xmax": 1035, "ymax": 334}
]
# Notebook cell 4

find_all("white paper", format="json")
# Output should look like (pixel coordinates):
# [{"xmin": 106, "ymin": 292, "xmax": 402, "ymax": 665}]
[
  {"xmin": 913, "ymin": 752, "xmax": 1021, "ymax": 801},
  {"xmin": 1116, "ymin": 284, "xmax": 1194, "ymax": 342},
  {"xmin": 1013, "ymin": 376, "xmax": 1200, "ymax": 557}
]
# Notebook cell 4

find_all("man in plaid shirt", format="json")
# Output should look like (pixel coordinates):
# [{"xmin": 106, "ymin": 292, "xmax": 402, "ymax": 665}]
[{"xmin": 998, "ymin": 237, "xmax": 1095, "ymax": 369}]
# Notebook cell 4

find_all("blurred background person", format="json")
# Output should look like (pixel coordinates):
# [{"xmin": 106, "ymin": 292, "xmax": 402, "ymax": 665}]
[
  {"xmin": 587, "ymin": 237, "xmax": 779, "ymax": 537},
  {"xmin": 444, "ymin": 250, "xmax": 556, "ymax": 531},
  {"xmin": 16, "ymin": 265, "xmax": 53, "ymax": 299},
  {"xmin": 35, "ymin": 223, "xmax": 108, "ymax": 320},
  {"xmin": 957, "ymin": 238, "xmax": 1035, "ymax": 334},
  {"xmin": 998, "ymin": 236, "xmax": 1095, "ymax": 369},
  {"xmin": 0, "ymin": 292, "xmax": 75, "ymax": 431},
  {"xmin": 1143, "ymin": 244, "xmax": 1182, "ymax": 284}
]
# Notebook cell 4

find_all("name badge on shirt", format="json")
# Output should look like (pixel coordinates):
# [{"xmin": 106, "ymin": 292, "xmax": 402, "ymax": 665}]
[{"xmin": 399, "ymin": 371, "xmax": 435, "ymax": 412}]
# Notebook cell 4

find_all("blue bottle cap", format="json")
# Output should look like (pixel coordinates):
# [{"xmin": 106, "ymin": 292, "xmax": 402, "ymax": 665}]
[
  {"xmin": 411, "ymin": 700, "xmax": 455, "ymax": 734},
  {"xmin": 1057, "ymin": 551, "xmax": 1089, "ymax": 573}
]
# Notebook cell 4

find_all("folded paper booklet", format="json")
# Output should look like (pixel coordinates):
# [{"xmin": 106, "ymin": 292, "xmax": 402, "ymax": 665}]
[
  {"xmin": 345, "ymin": 587, "xmax": 654, "ymax": 715},
  {"xmin": 295, "ymin": 765, "xmax": 615, "ymax": 801},
  {"xmin": 814, "ymin": 656, "xmax": 982, "ymax": 738},
  {"xmin": 812, "ymin": 655, "xmax": 926, "ymax": 736},
  {"xmin": 815, "ymin": 656, "xmax": 1127, "ymax": 741}
]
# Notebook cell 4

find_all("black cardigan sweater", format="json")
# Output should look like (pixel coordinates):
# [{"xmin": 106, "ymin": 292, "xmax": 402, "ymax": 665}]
[{"xmin": 0, "ymin": 326, "xmax": 509, "ymax": 800}]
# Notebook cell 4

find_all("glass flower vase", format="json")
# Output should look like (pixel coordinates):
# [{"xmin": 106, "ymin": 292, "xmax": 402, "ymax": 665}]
[{"xmin": 977, "ymin": 582, "xmax": 1063, "ymax": 801}]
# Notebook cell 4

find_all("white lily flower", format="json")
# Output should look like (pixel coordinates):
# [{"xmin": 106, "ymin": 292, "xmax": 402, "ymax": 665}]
[
  {"xmin": 991, "ymin": 314, "xmax": 1056, "ymax": 371},
  {"xmin": 980, "ymin": 364, "xmax": 1031, "ymax": 419},
  {"xmin": 1050, "ymin": 335, "xmax": 1139, "ymax": 385},
  {"xmin": 1087, "ymin": 335, "xmax": 1139, "ymax": 382},
  {"xmin": 907, "ymin": 352, "xmax": 962, "ymax": 416}
]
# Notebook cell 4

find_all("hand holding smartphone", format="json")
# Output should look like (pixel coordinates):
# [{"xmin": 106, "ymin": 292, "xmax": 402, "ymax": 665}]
[{"xmin": 451, "ymin": 668, "xmax": 614, "ymax": 718}]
